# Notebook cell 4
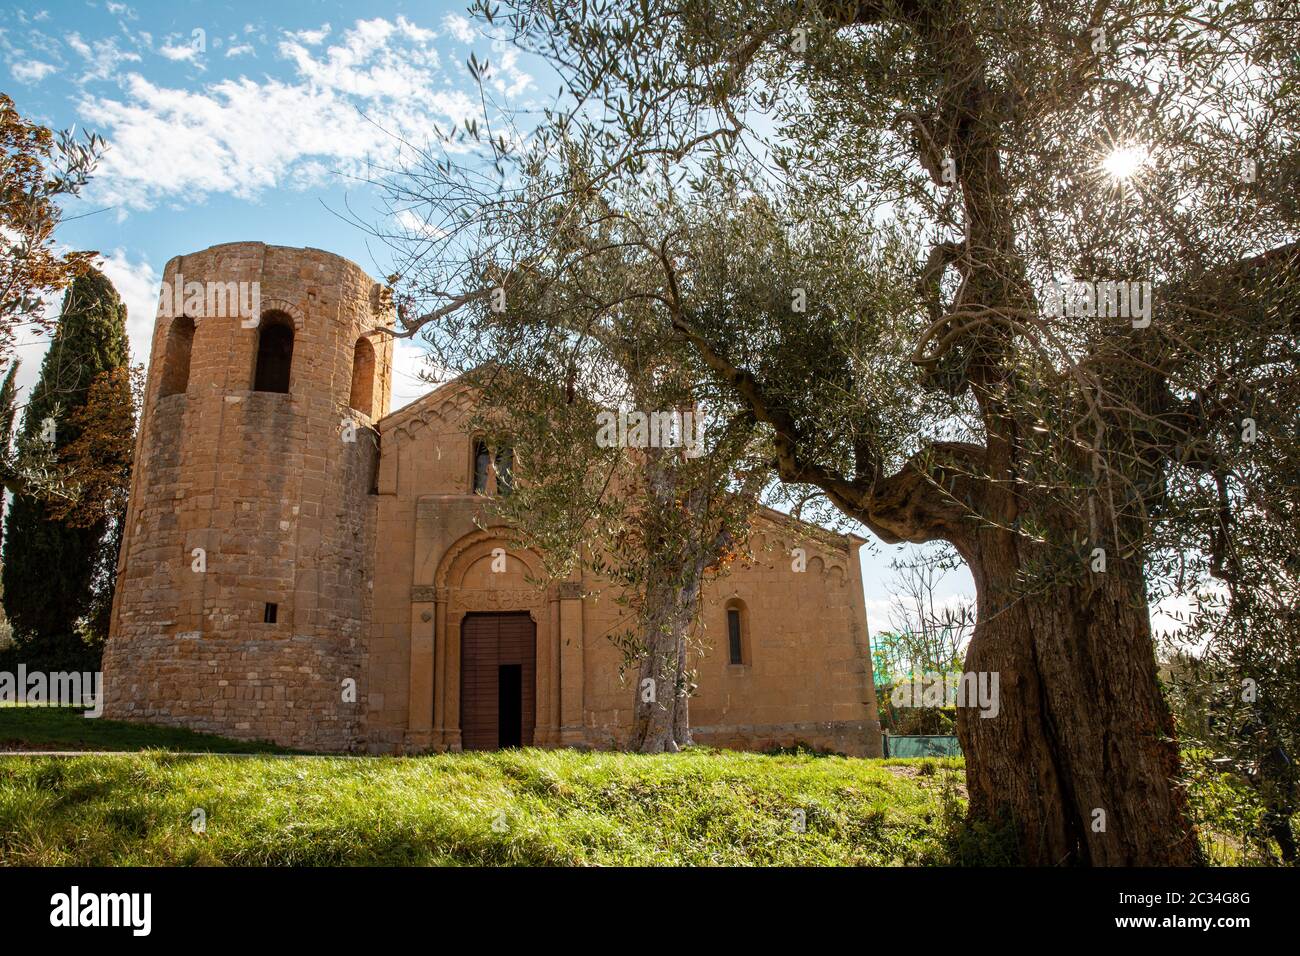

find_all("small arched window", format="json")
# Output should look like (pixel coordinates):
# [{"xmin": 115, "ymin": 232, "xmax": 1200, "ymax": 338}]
[
  {"xmin": 472, "ymin": 439, "xmax": 491, "ymax": 494},
  {"xmin": 253, "ymin": 312, "xmax": 294, "ymax": 393},
  {"xmin": 726, "ymin": 602, "xmax": 748, "ymax": 665},
  {"xmin": 159, "ymin": 315, "xmax": 195, "ymax": 397},
  {"xmin": 349, "ymin": 336, "xmax": 375, "ymax": 417}
]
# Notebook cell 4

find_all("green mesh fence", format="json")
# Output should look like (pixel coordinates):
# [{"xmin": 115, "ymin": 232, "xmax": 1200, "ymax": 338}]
[{"xmin": 882, "ymin": 734, "xmax": 962, "ymax": 758}]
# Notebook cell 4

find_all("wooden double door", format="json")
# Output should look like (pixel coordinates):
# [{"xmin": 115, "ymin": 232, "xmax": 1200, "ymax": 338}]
[{"xmin": 459, "ymin": 612, "xmax": 536, "ymax": 750}]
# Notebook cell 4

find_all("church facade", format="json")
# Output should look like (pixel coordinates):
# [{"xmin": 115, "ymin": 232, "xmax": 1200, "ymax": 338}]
[{"xmin": 102, "ymin": 242, "xmax": 882, "ymax": 756}]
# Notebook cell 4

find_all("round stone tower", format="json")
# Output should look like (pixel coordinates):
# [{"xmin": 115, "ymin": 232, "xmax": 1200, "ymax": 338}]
[{"xmin": 102, "ymin": 242, "xmax": 394, "ymax": 751}]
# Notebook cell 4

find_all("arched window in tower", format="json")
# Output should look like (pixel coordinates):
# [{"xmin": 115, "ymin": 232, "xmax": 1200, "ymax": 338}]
[
  {"xmin": 494, "ymin": 445, "xmax": 514, "ymax": 496},
  {"xmin": 159, "ymin": 315, "xmax": 195, "ymax": 397},
  {"xmin": 253, "ymin": 312, "xmax": 294, "ymax": 393},
  {"xmin": 472, "ymin": 438, "xmax": 491, "ymax": 494},
  {"xmin": 349, "ymin": 336, "xmax": 375, "ymax": 417}
]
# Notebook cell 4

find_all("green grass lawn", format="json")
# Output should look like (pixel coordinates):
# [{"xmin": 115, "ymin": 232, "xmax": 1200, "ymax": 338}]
[
  {"xmin": 0, "ymin": 749, "xmax": 991, "ymax": 866},
  {"xmin": 0, "ymin": 707, "xmax": 1000, "ymax": 865},
  {"xmin": 1, "ymin": 708, "xmax": 1277, "ymax": 866}
]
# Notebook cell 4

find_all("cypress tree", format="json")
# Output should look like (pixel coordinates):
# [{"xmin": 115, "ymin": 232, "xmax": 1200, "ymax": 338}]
[
  {"xmin": 0, "ymin": 360, "xmax": 17, "ymax": 651},
  {"xmin": 0, "ymin": 360, "xmax": 19, "ymax": 549},
  {"xmin": 2, "ymin": 268, "xmax": 128, "ymax": 669}
]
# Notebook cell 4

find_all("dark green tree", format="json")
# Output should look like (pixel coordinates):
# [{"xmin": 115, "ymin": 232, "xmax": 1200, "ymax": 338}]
[
  {"xmin": 2, "ymin": 268, "xmax": 129, "ymax": 670},
  {"xmin": 0, "ymin": 360, "xmax": 19, "ymax": 549}
]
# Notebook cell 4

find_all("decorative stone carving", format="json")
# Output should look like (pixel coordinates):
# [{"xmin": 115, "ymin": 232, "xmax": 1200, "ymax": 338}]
[{"xmin": 450, "ymin": 588, "xmax": 545, "ymax": 611}]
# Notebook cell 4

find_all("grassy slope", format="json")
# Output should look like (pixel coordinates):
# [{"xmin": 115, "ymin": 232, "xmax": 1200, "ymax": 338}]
[{"xmin": 0, "ymin": 746, "xmax": 991, "ymax": 866}]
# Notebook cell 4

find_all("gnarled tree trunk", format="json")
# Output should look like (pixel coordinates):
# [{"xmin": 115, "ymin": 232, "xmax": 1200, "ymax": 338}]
[{"xmin": 958, "ymin": 525, "xmax": 1200, "ymax": 865}]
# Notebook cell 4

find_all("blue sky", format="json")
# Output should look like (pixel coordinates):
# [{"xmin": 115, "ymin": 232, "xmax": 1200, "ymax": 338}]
[
  {"xmin": 3, "ymin": 0, "xmax": 976, "ymax": 631},
  {"xmin": 3, "ymin": 0, "xmax": 525, "ymax": 410}
]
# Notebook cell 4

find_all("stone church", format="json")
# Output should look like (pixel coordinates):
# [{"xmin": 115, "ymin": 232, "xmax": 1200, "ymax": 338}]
[{"xmin": 102, "ymin": 242, "xmax": 882, "ymax": 756}]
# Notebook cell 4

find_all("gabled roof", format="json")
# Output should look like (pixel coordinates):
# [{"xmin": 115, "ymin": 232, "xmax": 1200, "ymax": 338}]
[
  {"xmin": 377, "ymin": 377, "xmax": 468, "ymax": 432},
  {"xmin": 376, "ymin": 362, "xmax": 518, "ymax": 434},
  {"xmin": 755, "ymin": 505, "xmax": 867, "ymax": 550}
]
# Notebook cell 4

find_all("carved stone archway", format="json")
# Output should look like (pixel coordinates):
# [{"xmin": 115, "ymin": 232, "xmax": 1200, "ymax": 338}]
[{"xmin": 407, "ymin": 526, "xmax": 582, "ymax": 752}]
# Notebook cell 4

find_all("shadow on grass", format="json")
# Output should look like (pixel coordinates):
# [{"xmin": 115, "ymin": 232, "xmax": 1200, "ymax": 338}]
[{"xmin": 0, "ymin": 705, "xmax": 296, "ymax": 754}]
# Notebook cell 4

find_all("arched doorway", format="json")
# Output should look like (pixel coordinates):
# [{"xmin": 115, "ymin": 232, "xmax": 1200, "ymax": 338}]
[
  {"xmin": 459, "ymin": 611, "xmax": 536, "ymax": 750},
  {"xmin": 412, "ymin": 526, "xmax": 578, "ymax": 752}
]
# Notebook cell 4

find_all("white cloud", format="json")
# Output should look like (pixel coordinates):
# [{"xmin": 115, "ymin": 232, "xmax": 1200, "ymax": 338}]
[
  {"xmin": 393, "ymin": 208, "xmax": 447, "ymax": 239},
  {"xmin": 390, "ymin": 339, "xmax": 432, "ymax": 411},
  {"xmin": 158, "ymin": 42, "xmax": 200, "ymax": 63},
  {"xmin": 75, "ymin": 17, "xmax": 483, "ymax": 211},
  {"xmin": 97, "ymin": 248, "xmax": 160, "ymax": 367},
  {"xmin": 277, "ymin": 17, "xmax": 441, "ymax": 96},
  {"xmin": 66, "ymin": 32, "xmax": 141, "ymax": 82},
  {"xmin": 287, "ymin": 24, "xmax": 332, "ymax": 46},
  {"xmin": 225, "ymin": 43, "xmax": 254, "ymax": 59},
  {"xmin": 489, "ymin": 47, "xmax": 533, "ymax": 99},
  {"xmin": 11, "ymin": 59, "xmax": 57, "ymax": 83},
  {"xmin": 442, "ymin": 13, "xmax": 476, "ymax": 44}
]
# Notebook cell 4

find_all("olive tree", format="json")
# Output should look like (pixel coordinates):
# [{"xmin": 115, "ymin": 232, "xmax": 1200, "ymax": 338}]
[
  {"xmin": 376, "ymin": 0, "xmax": 1298, "ymax": 863},
  {"xmin": 371, "ymin": 167, "xmax": 769, "ymax": 752}
]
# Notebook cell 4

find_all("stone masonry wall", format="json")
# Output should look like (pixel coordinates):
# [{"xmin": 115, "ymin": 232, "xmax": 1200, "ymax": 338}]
[{"xmin": 102, "ymin": 242, "xmax": 392, "ymax": 751}]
